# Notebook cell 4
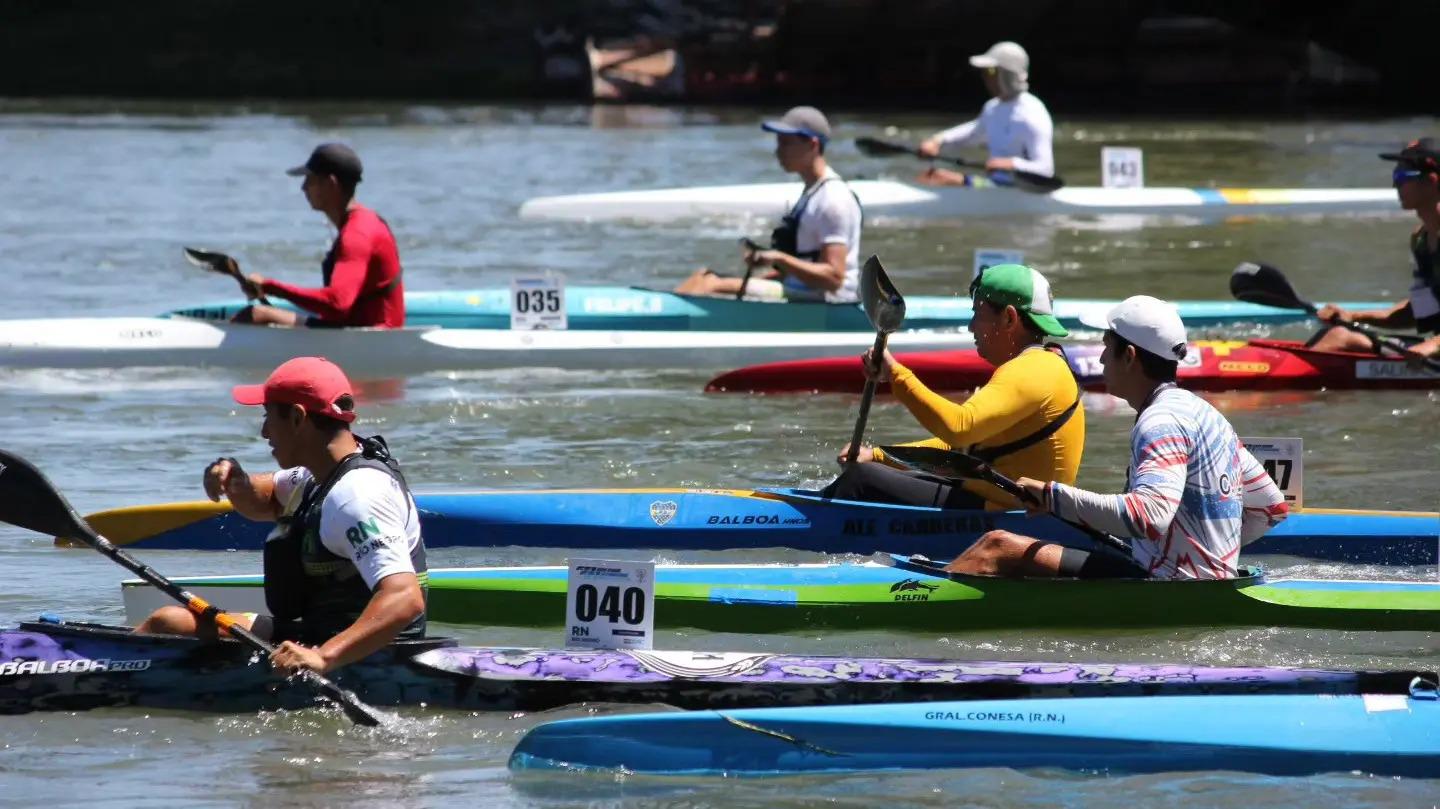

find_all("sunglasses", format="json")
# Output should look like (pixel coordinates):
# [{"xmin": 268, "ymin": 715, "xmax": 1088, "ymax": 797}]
[{"xmin": 1393, "ymin": 168, "xmax": 1424, "ymax": 187}]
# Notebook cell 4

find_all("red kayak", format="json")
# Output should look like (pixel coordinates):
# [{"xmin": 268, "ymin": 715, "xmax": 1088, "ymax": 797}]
[{"xmin": 705, "ymin": 339, "xmax": 1440, "ymax": 394}]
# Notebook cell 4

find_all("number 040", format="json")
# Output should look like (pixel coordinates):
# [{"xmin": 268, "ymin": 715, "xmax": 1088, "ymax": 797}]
[{"xmin": 573, "ymin": 584, "xmax": 646, "ymax": 625}]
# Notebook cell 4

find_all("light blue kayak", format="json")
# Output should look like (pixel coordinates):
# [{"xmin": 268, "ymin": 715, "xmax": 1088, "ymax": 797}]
[
  {"xmin": 509, "ymin": 690, "xmax": 1440, "ymax": 777},
  {"xmin": 162, "ymin": 287, "xmax": 1390, "ymax": 332}
]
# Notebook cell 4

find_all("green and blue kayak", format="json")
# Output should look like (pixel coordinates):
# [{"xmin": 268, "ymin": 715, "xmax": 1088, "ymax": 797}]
[{"xmin": 122, "ymin": 556, "xmax": 1440, "ymax": 633}]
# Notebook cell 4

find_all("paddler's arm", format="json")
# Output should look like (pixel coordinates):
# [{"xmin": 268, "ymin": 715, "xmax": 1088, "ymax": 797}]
[
  {"xmin": 1044, "ymin": 418, "xmax": 1190, "ymax": 541},
  {"xmin": 753, "ymin": 244, "xmax": 848, "ymax": 293},
  {"xmin": 271, "ymin": 572, "xmax": 424, "ymax": 674},
  {"xmin": 202, "ymin": 458, "xmax": 281, "ymax": 520},
  {"xmin": 252, "ymin": 227, "xmax": 373, "ymax": 323},
  {"xmin": 886, "ymin": 357, "xmax": 1033, "ymax": 450},
  {"xmin": 1316, "ymin": 300, "xmax": 1414, "ymax": 330},
  {"xmin": 1238, "ymin": 447, "xmax": 1289, "ymax": 545},
  {"xmin": 919, "ymin": 117, "xmax": 982, "ymax": 157}
]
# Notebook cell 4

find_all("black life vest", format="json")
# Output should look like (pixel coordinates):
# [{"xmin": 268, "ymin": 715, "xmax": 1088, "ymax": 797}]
[
  {"xmin": 263, "ymin": 435, "xmax": 427, "ymax": 644},
  {"xmin": 321, "ymin": 211, "xmax": 403, "ymax": 297},
  {"xmin": 1408, "ymin": 228, "xmax": 1440, "ymax": 334},
  {"xmin": 769, "ymin": 176, "xmax": 863, "ymax": 260}
]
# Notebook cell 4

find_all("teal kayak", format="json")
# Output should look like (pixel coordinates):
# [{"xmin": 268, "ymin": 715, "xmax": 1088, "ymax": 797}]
[
  {"xmin": 509, "ymin": 690, "xmax": 1440, "ymax": 777},
  {"xmin": 162, "ymin": 287, "xmax": 1390, "ymax": 332}
]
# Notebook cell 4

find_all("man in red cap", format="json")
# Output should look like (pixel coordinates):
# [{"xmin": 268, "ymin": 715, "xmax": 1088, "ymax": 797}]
[
  {"xmin": 233, "ymin": 143, "xmax": 406, "ymax": 330},
  {"xmin": 136, "ymin": 356, "xmax": 427, "ymax": 675},
  {"xmin": 1309, "ymin": 138, "xmax": 1440, "ymax": 363}
]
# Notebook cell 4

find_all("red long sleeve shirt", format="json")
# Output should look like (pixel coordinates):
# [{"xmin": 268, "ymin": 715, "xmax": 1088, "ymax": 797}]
[{"xmin": 263, "ymin": 205, "xmax": 405, "ymax": 328}]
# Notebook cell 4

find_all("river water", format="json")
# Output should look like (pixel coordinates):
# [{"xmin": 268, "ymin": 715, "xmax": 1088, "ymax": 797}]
[{"xmin": 0, "ymin": 100, "xmax": 1437, "ymax": 806}]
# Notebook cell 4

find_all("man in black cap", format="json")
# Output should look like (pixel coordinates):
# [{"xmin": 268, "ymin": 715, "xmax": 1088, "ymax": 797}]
[
  {"xmin": 1309, "ymin": 138, "xmax": 1440, "ymax": 363},
  {"xmin": 675, "ymin": 106, "xmax": 864, "ymax": 303},
  {"xmin": 233, "ymin": 143, "xmax": 406, "ymax": 329}
]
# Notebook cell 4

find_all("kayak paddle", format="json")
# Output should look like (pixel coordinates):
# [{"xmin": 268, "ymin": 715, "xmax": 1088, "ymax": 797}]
[
  {"xmin": 855, "ymin": 136, "xmax": 1065, "ymax": 193},
  {"xmin": 878, "ymin": 444, "xmax": 1134, "ymax": 559},
  {"xmin": 1230, "ymin": 262, "xmax": 1440, "ymax": 371},
  {"xmin": 183, "ymin": 246, "xmax": 271, "ymax": 305},
  {"xmin": 0, "ymin": 449, "xmax": 386, "ymax": 728},
  {"xmin": 843, "ymin": 256, "xmax": 905, "ymax": 467}
]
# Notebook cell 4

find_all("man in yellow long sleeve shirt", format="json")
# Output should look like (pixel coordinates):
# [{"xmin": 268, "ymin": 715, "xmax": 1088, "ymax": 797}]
[{"xmin": 823, "ymin": 263, "xmax": 1084, "ymax": 510}]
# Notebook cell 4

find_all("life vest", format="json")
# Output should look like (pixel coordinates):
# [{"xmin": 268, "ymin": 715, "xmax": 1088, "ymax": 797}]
[
  {"xmin": 1408, "ymin": 227, "xmax": 1440, "ymax": 334},
  {"xmin": 263, "ymin": 435, "xmax": 427, "ymax": 644},
  {"xmin": 968, "ymin": 344, "xmax": 1081, "ymax": 463},
  {"xmin": 769, "ymin": 176, "xmax": 864, "ymax": 264}
]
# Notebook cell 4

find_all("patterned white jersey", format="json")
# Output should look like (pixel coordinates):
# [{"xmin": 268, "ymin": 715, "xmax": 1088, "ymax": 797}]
[{"xmin": 1046, "ymin": 386, "xmax": 1288, "ymax": 580}]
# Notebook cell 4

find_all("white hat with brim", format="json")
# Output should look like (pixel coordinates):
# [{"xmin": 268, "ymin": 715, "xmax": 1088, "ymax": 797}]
[
  {"xmin": 1079, "ymin": 295, "xmax": 1189, "ymax": 361},
  {"xmin": 969, "ymin": 41, "xmax": 1029, "ymax": 75}
]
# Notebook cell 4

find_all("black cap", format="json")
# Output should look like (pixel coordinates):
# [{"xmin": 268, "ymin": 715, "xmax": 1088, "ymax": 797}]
[
  {"xmin": 1379, "ymin": 137, "xmax": 1439, "ymax": 171},
  {"xmin": 286, "ymin": 143, "xmax": 363, "ymax": 183}
]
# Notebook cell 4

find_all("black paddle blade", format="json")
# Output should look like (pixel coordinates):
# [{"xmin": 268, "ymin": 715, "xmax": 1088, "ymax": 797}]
[
  {"xmin": 0, "ymin": 450, "xmax": 96, "ymax": 543},
  {"xmin": 878, "ymin": 445, "xmax": 985, "ymax": 480},
  {"xmin": 297, "ymin": 670, "xmax": 385, "ymax": 727},
  {"xmin": 854, "ymin": 136, "xmax": 916, "ymax": 158},
  {"xmin": 1229, "ymin": 262, "xmax": 1314, "ymax": 313},
  {"xmin": 859, "ymin": 255, "xmax": 906, "ymax": 333},
  {"xmin": 182, "ymin": 247, "xmax": 236, "ymax": 274}
]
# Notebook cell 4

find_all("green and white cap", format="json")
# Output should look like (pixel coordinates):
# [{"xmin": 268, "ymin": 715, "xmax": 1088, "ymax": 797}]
[{"xmin": 970, "ymin": 263, "xmax": 1068, "ymax": 337}]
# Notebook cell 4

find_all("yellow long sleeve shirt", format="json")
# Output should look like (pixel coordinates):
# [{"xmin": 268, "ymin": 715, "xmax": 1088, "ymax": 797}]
[{"xmin": 872, "ymin": 346, "xmax": 1085, "ymax": 509}]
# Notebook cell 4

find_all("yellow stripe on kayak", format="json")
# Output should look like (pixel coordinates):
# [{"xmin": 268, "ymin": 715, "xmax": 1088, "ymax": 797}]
[
  {"xmin": 57, "ymin": 501, "xmax": 234, "ymax": 547},
  {"xmin": 1299, "ymin": 507, "xmax": 1440, "ymax": 519}
]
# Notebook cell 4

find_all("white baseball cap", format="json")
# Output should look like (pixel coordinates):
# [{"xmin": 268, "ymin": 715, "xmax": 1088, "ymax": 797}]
[
  {"xmin": 969, "ymin": 41, "xmax": 1029, "ymax": 75},
  {"xmin": 1080, "ymin": 295, "xmax": 1189, "ymax": 361}
]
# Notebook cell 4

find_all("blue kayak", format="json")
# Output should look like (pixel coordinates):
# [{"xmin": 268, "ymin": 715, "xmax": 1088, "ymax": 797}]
[
  {"xmin": 161, "ymin": 287, "xmax": 1390, "ymax": 332},
  {"xmin": 79, "ymin": 488, "xmax": 1440, "ymax": 565},
  {"xmin": 509, "ymin": 691, "xmax": 1440, "ymax": 777}
]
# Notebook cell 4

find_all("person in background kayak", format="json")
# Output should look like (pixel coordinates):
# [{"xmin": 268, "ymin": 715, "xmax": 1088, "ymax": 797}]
[
  {"xmin": 946, "ymin": 296, "xmax": 1289, "ymax": 580},
  {"xmin": 136, "ymin": 356, "xmax": 427, "ymax": 675},
  {"xmin": 915, "ymin": 41, "xmax": 1054, "ymax": 187},
  {"xmin": 675, "ymin": 106, "xmax": 863, "ymax": 303},
  {"xmin": 1309, "ymin": 138, "xmax": 1440, "ymax": 364},
  {"xmin": 232, "ymin": 143, "xmax": 406, "ymax": 329},
  {"xmin": 825, "ymin": 263, "xmax": 1083, "ymax": 510}
]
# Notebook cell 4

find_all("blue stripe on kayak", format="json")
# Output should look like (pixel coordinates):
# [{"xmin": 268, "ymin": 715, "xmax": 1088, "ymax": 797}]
[
  {"xmin": 1194, "ymin": 188, "xmax": 1228, "ymax": 204},
  {"xmin": 708, "ymin": 588, "xmax": 798, "ymax": 606}
]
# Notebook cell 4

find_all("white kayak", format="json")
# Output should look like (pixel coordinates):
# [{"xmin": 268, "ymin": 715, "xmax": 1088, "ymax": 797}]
[
  {"xmin": 518, "ymin": 179, "xmax": 1399, "ymax": 223},
  {"xmin": 0, "ymin": 317, "xmax": 974, "ymax": 373}
]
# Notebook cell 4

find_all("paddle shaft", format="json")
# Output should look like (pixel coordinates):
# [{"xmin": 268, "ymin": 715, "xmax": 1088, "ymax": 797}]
[
  {"xmin": 844, "ymin": 332, "xmax": 889, "ymax": 465},
  {"xmin": 75, "ymin": 528, "xmax": 382, "ymax": 725},
  {"xmin": 1318, "ymin": 307, "xmax": 1440, "ymax": 371},
  {"xmin": 974, "ymin": 465, "xmax": 1133, "ymax": 558},
  {"xmin": 855, "ymin": 137, "xmax": 1063, "ymax": 192}
]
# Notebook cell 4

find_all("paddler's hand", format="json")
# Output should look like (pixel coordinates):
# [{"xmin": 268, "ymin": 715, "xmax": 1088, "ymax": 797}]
[
  {"xmin": 984, "ymin": 156, "xmax": 1015, "ymax": 172},
  {"xmin": 203, "ymin": 456, "xmax": 248, "ymax": 503},
  {"xmin": 1014, "ymin": 477, "xmax": 1051, "ymax": 515},
  {"xmin": 860, "ymin": 347, "xmax": 897, "ymax": 382},
  {"xmin": 270, "ymin": 640, "xmax": 331, "ymax": 675},
  {"xmin": 916, "ymin": 166, "xmax": 969, "ymax": 187},
  {"xmin": 835, "ymin": 443, "xmax": 874, "ymax": 465},
  {"xmin": 241, "ymin": 272, "xmax": 267, "ymax": 301},
  {"xmin": 1315, "ymin": 304, "xmax": 1350, "ymax": 325},
  {"xmin": 745, "ymin": 248, "xmax": 780, "ymax": 268},
  {"xmin": 917, "ymin": 138, "xmax": 942, "ymax": 158}
]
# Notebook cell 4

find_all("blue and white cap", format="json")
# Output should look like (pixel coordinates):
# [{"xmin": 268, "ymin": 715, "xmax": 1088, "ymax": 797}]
[{"xmin": 761, "ymin": 106, "xmax": 831, "ymax": 144}]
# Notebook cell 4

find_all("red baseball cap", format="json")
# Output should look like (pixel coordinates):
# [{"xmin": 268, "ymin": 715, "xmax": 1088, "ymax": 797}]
[{"xmin": 232, "ymin": 356, "xmax": 357, "ymax": 423}]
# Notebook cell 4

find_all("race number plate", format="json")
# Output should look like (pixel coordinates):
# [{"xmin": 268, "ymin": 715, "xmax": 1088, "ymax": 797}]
[
  {"xmin": 1101, "ymin": 146, "xmax": 1144, "ymax": 189},
  {"xmin": 1240, "ymin": 436, "xmax": 1303, "ymax": 511},
  {"xmin": 565, "ymin": 558, "xmax": 655, "ymax": 650},
  {"xmin": 972, "ymin": 248, "xmax": 1025, "ymax": 280},
  {"xmin": 510, "ymin": 274, "xmax": 567, "ymax": 330}
]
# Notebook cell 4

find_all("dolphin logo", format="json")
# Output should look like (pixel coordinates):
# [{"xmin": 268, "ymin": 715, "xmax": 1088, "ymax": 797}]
[{"xmin": 889, "ymin": 578, "xmax": 939, "ymax": 593}]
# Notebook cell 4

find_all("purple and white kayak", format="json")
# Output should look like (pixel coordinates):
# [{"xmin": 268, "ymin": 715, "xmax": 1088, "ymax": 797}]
[{"xmin": 0, "ymin": 619, "xmax": 1428, "ymax": 716}]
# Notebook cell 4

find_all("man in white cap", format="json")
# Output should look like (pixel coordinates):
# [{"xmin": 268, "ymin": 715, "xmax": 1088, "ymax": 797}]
[
  {"xmin": 916, "ymin": 41, "xmax": 1055, "ymax": 186},
  {"xmin": 944, "ymin": 295, "xmax": 1288, "ymax": 580},
  {"xmin": 676, "ymin": 106, "xmax": 863, "ymax": 303}
]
